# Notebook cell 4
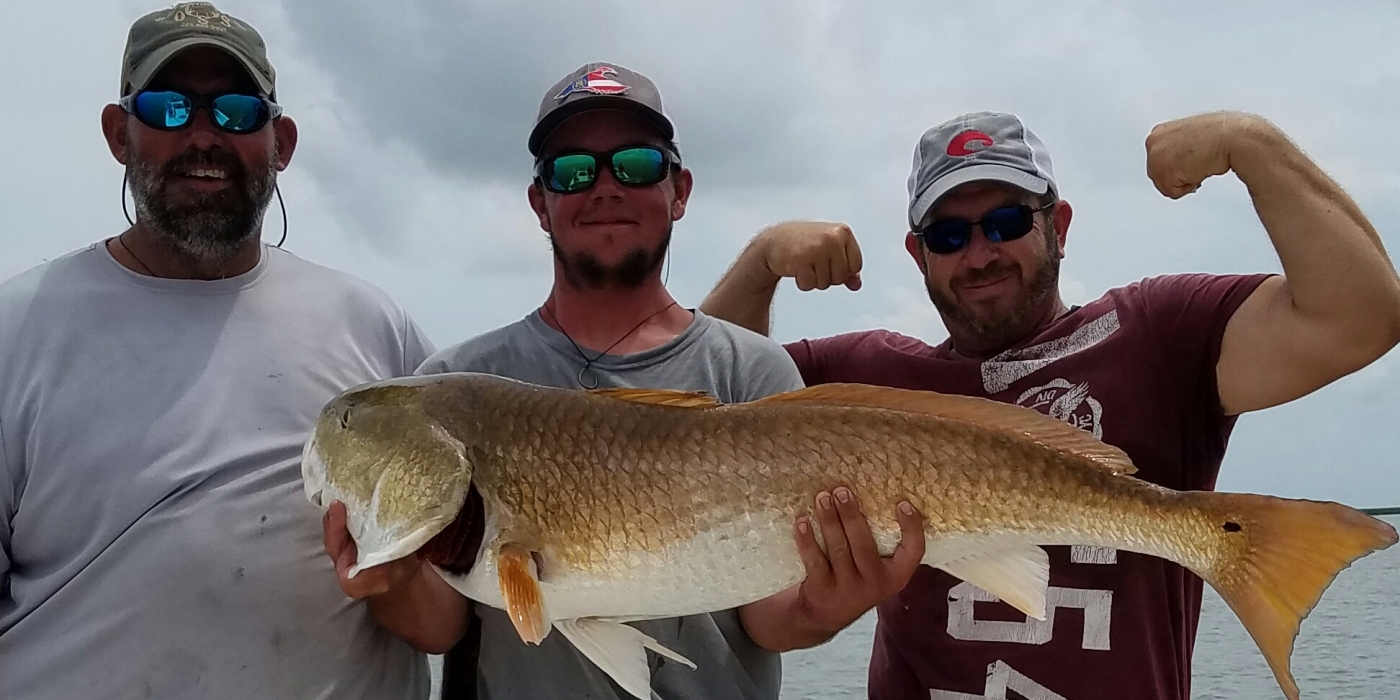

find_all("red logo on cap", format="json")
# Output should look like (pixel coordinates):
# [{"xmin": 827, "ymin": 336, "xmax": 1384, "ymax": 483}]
[
  {"xmin": 947, "ymin": 130, "xmax": 994, "ymax": 157},
  {"xmin": 555, "ymin": 66, "xmax": 631, "ymax": 100}
]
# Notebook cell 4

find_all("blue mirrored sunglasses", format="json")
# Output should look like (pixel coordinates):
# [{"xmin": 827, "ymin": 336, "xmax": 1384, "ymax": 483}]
[
  {"xmin": 917, "ymin": 202, "xmax": 1055, "ymax": 255},
  {"xmin": 118, "ymin": 90, "xmax": 282, "ymax": 135}
]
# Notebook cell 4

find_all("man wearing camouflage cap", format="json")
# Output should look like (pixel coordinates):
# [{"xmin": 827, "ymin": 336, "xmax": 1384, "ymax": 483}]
[
  {"xmin": 322, "ymin": 62, "xmax": 927, "ymax": 700},
  {"xmin": 701, "ymin": 111, "xmax": 1400, "ymax": 698},
  {"xmin": 0, "ymin": 4, "xmax": 434, "ymax": 698}
]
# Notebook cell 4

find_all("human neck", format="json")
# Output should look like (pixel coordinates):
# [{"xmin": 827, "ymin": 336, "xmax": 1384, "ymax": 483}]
[
  {"xmin": 540, "ymin": 275, "xmax": 693, "ymax": 356},
  {"xmin": 107, "ymin": 224, "xmax": 262, "ymax": 280},
  {"xmin": 946, "ymin": 295, "xmax": 1070, "ymax": 360}
]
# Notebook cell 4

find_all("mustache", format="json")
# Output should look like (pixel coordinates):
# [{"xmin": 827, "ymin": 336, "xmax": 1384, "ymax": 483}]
[
  {"xmin": 160, "ymin": 147, "xmax": 247, "ymax": 183},
  {"xmin": 953, "ymin": 262, "xmax": 1021, "ymax": 289}
]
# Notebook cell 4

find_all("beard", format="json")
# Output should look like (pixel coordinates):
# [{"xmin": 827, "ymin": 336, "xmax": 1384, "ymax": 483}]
[
  {"xmin": 925, "ymin": 226, "xmax": 1061, "ymax": 353},
  {"xmin": 128, "ymin": 146, "xmax": 276, "ymax": 262},
  {"xmin": 551, "ymin": 224, "xmax": 671, "ymax": 291}
]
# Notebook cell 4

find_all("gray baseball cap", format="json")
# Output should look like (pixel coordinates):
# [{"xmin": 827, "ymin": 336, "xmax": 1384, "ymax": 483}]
[
  {"xmin": 906, "ymin": 111, "xmax": 1057, "ymax": 230},
  {"xmin": 120, "ymin": 2, "xmax": 276, "ymax": 99},
  {"xmin": 528, "ymin": 62, "xmax": 675, "ymax": 156}
]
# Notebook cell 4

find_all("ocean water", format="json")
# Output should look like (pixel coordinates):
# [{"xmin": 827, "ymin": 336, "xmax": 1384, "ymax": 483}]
[{"xmin": 430, "ymin": 515, "xmax": 1398, "ymax": 699}]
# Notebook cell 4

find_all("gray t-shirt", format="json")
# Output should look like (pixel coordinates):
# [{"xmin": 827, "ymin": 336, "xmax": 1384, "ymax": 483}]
[
  {"xmin": 0, "ymin": 243, "xmax": 435, "ymax": 700},
  {"xmin": 418, "ymin": 308, "xmax": 805, "ymax": 700}
]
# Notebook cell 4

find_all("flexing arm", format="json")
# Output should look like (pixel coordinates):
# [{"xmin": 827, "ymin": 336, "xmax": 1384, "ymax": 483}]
[
  {"xmin": 1146, "ymin": 112, "xmax": 1400, "ymax": 415},
  {"xmin": 323, "ymin": 502, "xmax": 469, "ymax": 653},
  {"xmin": 700, "ymin": 222, "xmax": 863, "ymax": 336}
]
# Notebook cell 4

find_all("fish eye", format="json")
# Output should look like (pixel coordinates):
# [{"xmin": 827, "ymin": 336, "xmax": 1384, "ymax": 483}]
[{"xmin": 339, "ymin": 409, "xmax": 351, "ymax": 429}]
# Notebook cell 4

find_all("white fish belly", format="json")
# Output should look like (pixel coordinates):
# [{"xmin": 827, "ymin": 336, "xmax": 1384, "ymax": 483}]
[{"xmin": 446, "ymin": 511, "xmax": 808, "ymax": 622}]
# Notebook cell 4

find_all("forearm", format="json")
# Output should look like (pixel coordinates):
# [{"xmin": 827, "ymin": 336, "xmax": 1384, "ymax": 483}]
[
  {"xmin": 700, "ymin": 236, "xmax": 781, "ymax": 337},
  {"xmin": 366, "ymin": 565, "xmax": 470, "ymax": 654},
  {"xmin": 738, "ymin": 586, "xmax": 839, "ymax": 653},
  {"xmin": 1233, "ymin": 120, "xmax": 1400, "ymax": 342}
]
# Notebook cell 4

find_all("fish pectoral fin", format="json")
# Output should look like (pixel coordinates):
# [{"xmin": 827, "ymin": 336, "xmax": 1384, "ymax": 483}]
[
  {"xmin": 937, "ymin": 540, "xmax": 1050, "ymax": 620},
  {"xmin": 589, "ymin": 388, "xmax": 721, "ymax": 408},
  {"xmin": 497, "ymin": 543, "xmax": 550, "ymax": 645},
  {"xmin": 554, "ymin": 618, "xmax": 696, "ymax": 700}
]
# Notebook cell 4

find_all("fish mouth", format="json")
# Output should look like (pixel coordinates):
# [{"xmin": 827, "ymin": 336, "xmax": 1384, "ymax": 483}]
[{"xmin": 301, "ymin": 430, "xmax": 328, "ymax": 508}]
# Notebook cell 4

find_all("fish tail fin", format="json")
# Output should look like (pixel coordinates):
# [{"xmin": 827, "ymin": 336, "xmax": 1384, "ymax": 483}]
[{"xmin": 1191, "ymin": 493, "xmax": 1396, "ymax": 700}]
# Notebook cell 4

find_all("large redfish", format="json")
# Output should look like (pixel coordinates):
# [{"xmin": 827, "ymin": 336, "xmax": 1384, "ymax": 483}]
[{"xmin": 301, "ymin": 372, "xmax": 1396, "ymax": 700}]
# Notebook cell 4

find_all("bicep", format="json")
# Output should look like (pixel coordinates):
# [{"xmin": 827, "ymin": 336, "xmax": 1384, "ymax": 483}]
[{"xmin": 1217, "ymin": 276, "xmax": 1373, "ymax": 414}]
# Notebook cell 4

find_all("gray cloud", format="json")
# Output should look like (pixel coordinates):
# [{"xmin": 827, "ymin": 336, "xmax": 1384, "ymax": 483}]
[{"xmin": 1, "ymin": 0, "xmax": 1397, "ymax": 509}]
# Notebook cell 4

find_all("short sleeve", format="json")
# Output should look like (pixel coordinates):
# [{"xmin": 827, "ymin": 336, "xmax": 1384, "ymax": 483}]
[
  {"xmin": 735, "ymin": 344, "xmax": 806, "ymax": 402},
  {"xmin": 0, "ymin": 416, "xmax": 13, "ymax": 595},
  {"xmin": 783, "ymin": 334, "xmax": 870, "ymax": 386},
  {"xmin": 400, "ymin": 311, "xmax": 437, "ymax": 376},
  {"xmin": 1133, "ymin": 273, "xmax": 1272, "ymax": 409}
]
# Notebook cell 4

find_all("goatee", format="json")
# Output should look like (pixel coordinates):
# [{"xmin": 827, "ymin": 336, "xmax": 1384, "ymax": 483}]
[{"xmin": 128, "ymin": 146, "xmax": 276, "ymax": 262}]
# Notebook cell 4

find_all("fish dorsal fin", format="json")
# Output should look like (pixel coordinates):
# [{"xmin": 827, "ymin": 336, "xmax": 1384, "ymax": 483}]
[
  {"xmin": 754, "ymin": 383, "xmax": 1136, "ymax": 475},
  {"xmin": 590, "ymin": 388, "xmax": 721, "ymax": 408}
]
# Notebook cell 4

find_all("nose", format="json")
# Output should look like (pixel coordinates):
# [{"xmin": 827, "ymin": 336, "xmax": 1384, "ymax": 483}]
[
  {"xmin": 959, "ymin": 224, "xmax": 1002, "ymax": 267},
  {"xmin": 587, "ymin": 163, "xmax": 626, "ymax": 201},
  {"xmin": 182, "ymin": 105, "xmax": 227, "ymax": 150}
]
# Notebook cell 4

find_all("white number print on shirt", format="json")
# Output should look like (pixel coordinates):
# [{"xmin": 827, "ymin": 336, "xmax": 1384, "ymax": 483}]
[{"xmin": 930, "ymin": 311, "xmax": 1123, "ymax": 699}]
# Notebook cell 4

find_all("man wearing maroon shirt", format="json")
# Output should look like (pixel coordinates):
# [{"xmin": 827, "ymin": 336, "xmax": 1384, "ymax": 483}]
[{"xmin": 700, "ymin": 110, "xmax": 1400, "ymax": 700}]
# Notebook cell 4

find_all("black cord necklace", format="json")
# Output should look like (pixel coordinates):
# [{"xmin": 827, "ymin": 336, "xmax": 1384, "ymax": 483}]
[
  {"xmin": 542, "ymin": 300, "xmax": 679, "ymax": 389},
  {"xmin": 114, "ymin": 234, "xmax": 156, "ymax": 276}
]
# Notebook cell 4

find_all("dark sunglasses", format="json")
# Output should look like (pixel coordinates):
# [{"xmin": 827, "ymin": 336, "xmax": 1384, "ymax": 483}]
[
  {"xmin": 535, "ymin": 146, "xmax": 679, "ymax": 194},
  {"xmin": 118, "ymin": 90, "xmax": 283, "ymax": 135},
  {"xmin": 917, "ymin": 202, "xmax": 1055, "ymax": 255}
]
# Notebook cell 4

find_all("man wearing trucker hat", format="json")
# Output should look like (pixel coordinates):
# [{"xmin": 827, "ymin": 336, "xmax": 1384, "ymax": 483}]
[
  {"xmin": 700, "ymin": 111, "xmax": 1400, "ymax": 699},
  {"xmin": 0, "ymin": 4, "xmax": 433, "ymax": 698},
  {"xmin": 321, "ymin": 62, "xmax": 927, "ymax": 700}
]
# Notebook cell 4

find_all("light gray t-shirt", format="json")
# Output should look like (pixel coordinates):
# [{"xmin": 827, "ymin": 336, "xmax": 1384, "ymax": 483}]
[
  {"xmin": 0, "ymin": 243, "xmax": 435, "ymax": 700},
  {"xmin": 417, "ymin": 308, "xmax": 806, "ymax": 700}
]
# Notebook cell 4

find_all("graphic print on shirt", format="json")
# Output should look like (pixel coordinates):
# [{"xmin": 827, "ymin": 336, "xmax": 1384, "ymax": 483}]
[
  {"xmin": 932, "ymin": 308, "xmax": 1122, "ymax": 700},
  {"xmin": 980, "ymin": 310, "xmax": 1119, "ymax": 394}
]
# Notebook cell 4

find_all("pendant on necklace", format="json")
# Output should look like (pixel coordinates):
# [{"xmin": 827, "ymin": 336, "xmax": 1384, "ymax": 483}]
[{"xmin": 578, "ymin": 365, "xmax": 600, "ymax": 390}]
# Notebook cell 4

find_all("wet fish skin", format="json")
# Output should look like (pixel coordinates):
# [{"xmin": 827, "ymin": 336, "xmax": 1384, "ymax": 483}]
[{"xmin": 302, "ymin": 372, "xmax": 1397, "ymax": 700}]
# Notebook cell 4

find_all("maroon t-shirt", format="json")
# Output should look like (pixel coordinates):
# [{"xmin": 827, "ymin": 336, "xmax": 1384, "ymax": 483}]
[{"xmin": 784, "ymin": 273, "xmax": 1271, "ymax": 700}]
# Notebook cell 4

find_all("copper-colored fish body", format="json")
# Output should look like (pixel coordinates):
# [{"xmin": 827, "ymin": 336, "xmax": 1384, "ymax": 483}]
[{"xmin": 302, "ymin": 373, "xmax": 1396, "ymax": 700}]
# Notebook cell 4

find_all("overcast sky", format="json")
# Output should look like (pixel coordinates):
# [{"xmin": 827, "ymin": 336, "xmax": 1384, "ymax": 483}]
[{"xmin": 2, "ymin": 1, "xmax": 1397, "ymax": 508}]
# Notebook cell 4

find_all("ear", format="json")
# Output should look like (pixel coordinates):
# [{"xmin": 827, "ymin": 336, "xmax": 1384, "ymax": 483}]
[
  {"xmin": 904, "ymin": 231, "xmax": 928, "ymax": 274},
  {"xmin": 527, "ymin": 182, "xmax": 551, "ymax": 232},
  {"xmin": 1050, "ymin": 199, "xmax": 1072, "ymax": 258},
  {"xmin": 101, "ymin": 104, "xmax": 130, "ymax": 165},
  {"xmin": 273, "ymin": 116, "xmax": 298, "ymax": 171},
  {"xmin": 669, "ymin": 168, "xmax": 694, "ymax": 221}
]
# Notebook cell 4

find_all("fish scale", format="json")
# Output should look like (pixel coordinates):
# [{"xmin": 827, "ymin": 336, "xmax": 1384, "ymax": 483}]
[{"xmin": 302, "ymin": 372, "xmax": 1396, "ymax": 700}]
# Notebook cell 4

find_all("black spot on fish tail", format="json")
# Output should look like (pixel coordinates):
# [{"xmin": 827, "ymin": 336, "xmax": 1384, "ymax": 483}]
[{"xmin": 1223, "ymin": 521, "xmax": 1242, "ymax": 532}]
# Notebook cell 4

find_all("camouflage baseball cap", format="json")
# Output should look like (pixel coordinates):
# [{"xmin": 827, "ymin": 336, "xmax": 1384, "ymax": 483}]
[
  {"xmin": 120, "ymin": 2, "xmax": 276, "ymax": 99},
  {"xmin": 528, "ymin": 62, "xmax": 674, "ymax": 156}
]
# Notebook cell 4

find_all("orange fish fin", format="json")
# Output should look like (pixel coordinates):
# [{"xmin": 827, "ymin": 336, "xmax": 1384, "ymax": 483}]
[
  {"xmin": 1190, "ymin": 494, "xmax": 1397, "ymax": 700},
  {"xmin": 497, "ymin": 543, "xmax": 550, "ymax": 645},
  {"xmin": 753, "ymin": 383, "xmax": 1136, "ymax": 475},
  {"xmin": 590, "ymin": 388, "xmax": 721, "ymax": 408},
  {"xmin": 935, "ymin": 539, "xmax": 1050, "ymax": 620},
  {"xmin": 555, "ymin": 617, "xmax": 696, "ymax": 700}
]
